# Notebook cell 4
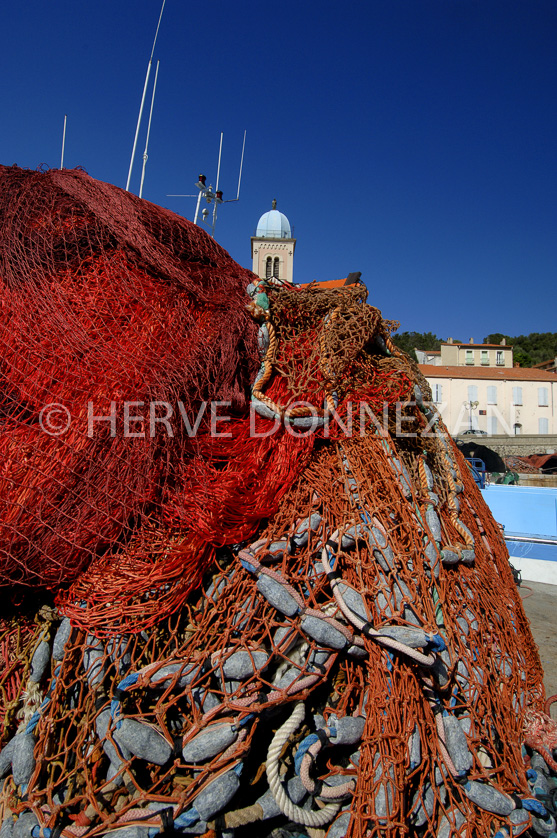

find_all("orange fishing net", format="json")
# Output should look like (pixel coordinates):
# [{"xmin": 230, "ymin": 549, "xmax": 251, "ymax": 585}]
[{"xmin": 0, "ymin": 166, "xmax": 554, "ymax": 838}]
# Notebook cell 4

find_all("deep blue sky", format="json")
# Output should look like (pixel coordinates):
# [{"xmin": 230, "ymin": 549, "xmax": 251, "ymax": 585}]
[{"xmin": 2, "ymin": 0, "xmax": 556, "ymax": 340}]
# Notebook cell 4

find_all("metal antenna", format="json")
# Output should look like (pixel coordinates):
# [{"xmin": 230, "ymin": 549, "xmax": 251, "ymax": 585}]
[
  {"xmin": 211, "ymin": 133, "xmax": 224, "ymax": 235},
  {"xmin": 60, "ymin": 114, "xmax": 67, "ymax": 170},
  {"xmin": 224, "ymin": 129, "xmax": 246, "ymax": 202},
  {"xmin": 125, "ymin": 0, "xmax": 166, "ymax": 192},
  {"xmin": 139, "ymin": 60, "xmax": 160, "ymax": 199}
]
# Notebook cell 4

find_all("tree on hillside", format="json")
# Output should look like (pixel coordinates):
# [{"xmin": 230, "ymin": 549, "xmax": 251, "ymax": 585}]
[
  {"xmin": 391, "ymin": 331, "xmax": 442, "ymax": 360},
  {"xmin": 483, "ymin": 332, "xmax": 557, "ymax": 367}
]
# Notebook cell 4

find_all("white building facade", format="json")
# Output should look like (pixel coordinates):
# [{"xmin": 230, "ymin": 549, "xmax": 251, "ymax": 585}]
[{"xmin": 419, "ymin": 365, "xmax": 557, "ymax": 437}]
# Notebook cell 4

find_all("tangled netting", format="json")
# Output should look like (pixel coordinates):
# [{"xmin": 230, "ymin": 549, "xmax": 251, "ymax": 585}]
[{"xmin": 1, "ymin": 165, "xmax": 556, "ymax": 838}]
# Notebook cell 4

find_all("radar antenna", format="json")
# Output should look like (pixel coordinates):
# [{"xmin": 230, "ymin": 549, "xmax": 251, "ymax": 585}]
[{"xmin": 167, "ymin": 130, "xmax": 246, "ymax": 237}]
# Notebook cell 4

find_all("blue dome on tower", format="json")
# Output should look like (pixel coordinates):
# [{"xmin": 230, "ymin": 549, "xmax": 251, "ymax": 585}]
[{"xmin": 255, "ymin": 199, "xmax": 292, "ymax": 239}]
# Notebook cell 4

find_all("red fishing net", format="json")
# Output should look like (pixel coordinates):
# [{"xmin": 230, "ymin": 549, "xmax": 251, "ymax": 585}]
[{"xmin": 0, "ymin": 165, "xmax": 553, "ymax": 838}]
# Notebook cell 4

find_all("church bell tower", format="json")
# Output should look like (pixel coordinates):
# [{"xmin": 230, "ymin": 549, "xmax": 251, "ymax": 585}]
[{"xmin": 251, "ymin": 199, "xmax": 296, "ymax": 284}]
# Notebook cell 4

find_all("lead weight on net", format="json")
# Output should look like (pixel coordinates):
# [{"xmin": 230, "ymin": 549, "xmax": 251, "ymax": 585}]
[
  {"xmin": 12, "ymin": 813, "xmax": 38, "ymax": 838},
  {"xmin": 455, "ymin": 616, "xmax": 469, "ymax": 636},
  {"xmin": 434, "ymin": 766, "xmax": 447, "ymax": 786},
  {"xmin": 372, "ymin": 756, "xmax": 396, "ymax": 822},
  {"xmin": 460, "ymin": 549, "xmax": 475, "ymax": 564},
  {"xmin": 52, "ymin": 617, "xmax": 72, "ymax": 661},
  {"xmin": 257, "ymin": 776, "xmax": 306, "ymax": 819},
  {"xmin": 106, "ymin": 759, "xmax": 126, "ymax": 786},
  {"xmin": 274, "ymin": 665, "xmax": 304, "ymax": 690},
  {"xmin": 410, "ymin": 782, "xmax": 435, "ymax": 828},
  {"xmin": 340, "ymin": 528, "xmax": 357, "ymax": 549},
  {"xmin": 257, "ymin": 323, "xmax": 269, "ymax": 354},
  {"xmin": 309, "ymin": 648, "xmax": 331, "ymax": 669},
  {"xmin": 335, "ymin": 581, "xmax": 369, "ymax": 622},
  {"xmin": 508, "ymin": 808, "xmax": 532, "ymax": 836},
  {"xmin": 194, "ymin": 768, "xmax": 240, "ymax": 821},
  {"xmin": 113, "ymin": 718, "xmax": 172, "ymax": 766},
  {"xmin": 422, "ymin": 462, "xmax": 434, "ymax": 491},
  {"xmin": 429, "ymin": 491, "xmax": 440, "ymax": 507},
  {"xmin": 441, "ymin": 548, "xmax": 460, "ymax": 566},
  {"xmin": 424, "ymin": 540, "xmax": 440, "ymax": 573},
  {"xmin": 325, "ymin": 811, "xmax": 351, "ymax": 838},
  {"xmin": 292, "ymin": 513, "xmax": 322, "ymax": 548},
  {"xmin": 204, "ymin": 573, "xmax": 228, "ymax": 604},
  {"xmin": 192, "ymin": 687, "xmax": 221, "ymax": 713},
  {"xmin": 102, "ymin": 828, "xmax": 151, "ymax": 838},
  {"xmin": 426, "ymin": 508, "xmax": 442, "ymax": 543},
  {"xmin": 442, "ymin": 714, "xmax": 473, "ymax": 775},
  {"xmin": 83, "ymin": 635, "xmax": 105, "ymax": 687},
  {"xmin": 329, "ymin": 716, "xmax": 366, "ymax": 747},
  {"xmin": 257, "ymin": 574, "xmax": 300, "ymax": 617},
  {"xmin": 273, "ymin": 625, "xmax": 300, "ymax": 654},
  {"xmin": 528, "ymin": 769, "xmax": 551, "ymax": 798},
  {"xmin": 347, "ymin": 643, "xmax": 367, "ymax": 659},
  {"xmin": 306, "ymin": 560, "xmax": 327, "ymax": 590},
  {"xmin": 404, "ymin": 605, "xmax": 423, "ymax": 627},
  {"xmin": 106, "ymin": 635, "xmax": 132, "ymax": 675},
  {"xmin": 96, "ymin": 708, "xmax": 131, "ymax": 766},
  {"xmin": 374, "ymin": 591, "xmax": 393, "ymax": 619},
  {"xmin": 301, "ymin": 615, "xmax": 349, "ymax": 650},
  {"xmin": 266, "ymin": 540, "xmax": 289, "ymax": 559},
  {"xmin": 462, "ymin": 781, "xmax": 514, "ymax": 816},
  {"xmin": 373, "ymin": 546, "xmax": 396, "ymax": 573},
  {"xmin": 530, "ymin": 813, "xmax": 556, "ymax": 836},
  {"xmin": 414, "ymin": 385, "xmax": 424, "ymax": 406},
  {"xmin": 12, "ymin": 734, "xmax": 36, "ymax": 787},
  {"xmin": 369, "ymin": 524, "xmax": 389, "ymax": 551},
  {"xmin": 408, "ymin": 725, "xmax": 421, "ymax": 770},
  {"xmin": 431, "ymin": 656, "xmax": 450, "ymax": 688},
  {"xmin": 392, "ymin": 458, "xmax": 412, "ymax": 498},
  {"xmin": 251, "ymin": 397, "xmax": 279, "ymax": 422},
  {"xmin": 0, "ymin": 736, "xmax": 16, "ymax": 779},
  {"xmin": 0, "ymin": 818, "xmax": 13, "ymax": 838},
  {"xmin": 231, "ymin": 595, "xmax": 255, "ymax": 631},
  {"xmin": 436, "ymin": 809, "xmax": 466, "ymax": 838},
  {"xmin": 182, "ymin": 723, "xmax": 238, "ymax": 764},
  {"xmin": 220, "ymin": 650, "xmax": 270, "ymax": 680},
  {"xmin": 464, "ymin": 608, "xmax": 479, "ymax": 631},
  {"xmin": 376, "ymin": 626, "xmax": 429, "ymax": 649},
  {"xmin": 29, "ymin": 639, "xmax": 50, "ymax": 683},
  {"xmin": 530, "ymin": 753, "xmax": 554, "ymax": 778},
  {"xmin": 151, "ymin": 661, "xmax": 203, "ymax": 690}
]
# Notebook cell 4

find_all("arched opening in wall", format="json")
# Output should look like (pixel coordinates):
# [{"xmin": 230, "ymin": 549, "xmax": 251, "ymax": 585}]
[
  {"xmin": 513, "ymin": 423, "xmax": 522, "ymax": 435},
  {"xmin": 273, "ymin": 257, "xmax": 280, "ymax": 279},
  {"xmin": 265, "ymin": 257, "xmax": 272, "ymax": 279}
]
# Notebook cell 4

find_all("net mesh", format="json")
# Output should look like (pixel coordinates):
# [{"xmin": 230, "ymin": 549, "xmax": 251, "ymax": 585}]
[{"xmin": 0, "ymin": 165, "xmax": 553, "ymax": 838}]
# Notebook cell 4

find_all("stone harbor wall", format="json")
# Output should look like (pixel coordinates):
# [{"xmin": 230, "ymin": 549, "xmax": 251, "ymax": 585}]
[{"xmin": 459, "ymin": 434, "xmax": 557, "ymax": 457}]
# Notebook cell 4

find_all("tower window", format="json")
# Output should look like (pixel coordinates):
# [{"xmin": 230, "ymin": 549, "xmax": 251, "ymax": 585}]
[
  {"xmin": 265, "ymin": 257, "xmax": 272, "ymax": 279},
  {"xmin": 273, "ymin": 257, "xmax": 280, "ymax": 279}
]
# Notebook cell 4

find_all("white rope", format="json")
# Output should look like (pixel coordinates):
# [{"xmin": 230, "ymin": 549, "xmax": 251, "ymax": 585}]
[{"xmin": 266, "ymin": 702, "xmax": 341, "ymax": 828}]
